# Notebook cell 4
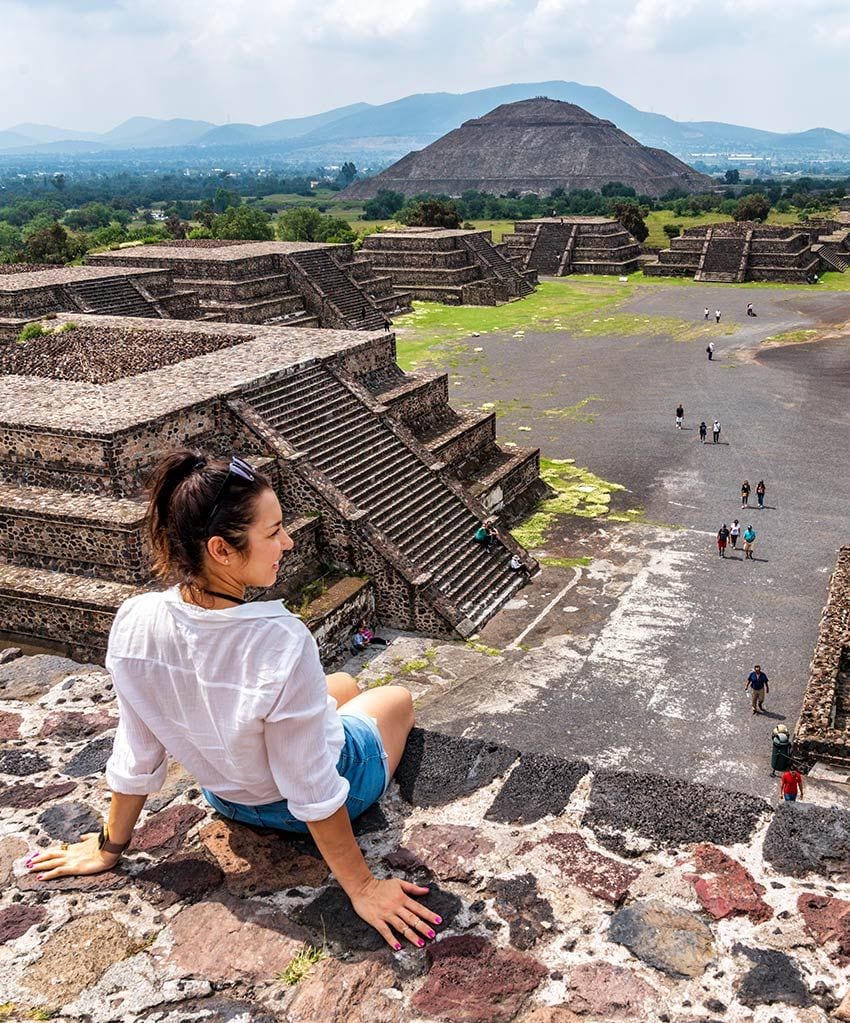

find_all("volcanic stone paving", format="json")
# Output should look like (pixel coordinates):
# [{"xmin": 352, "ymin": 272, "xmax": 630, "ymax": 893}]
[
  {"xmin": 2, "ymin": 659, "xmax": 850, "ymax": 1022},
  {"xmin": 413, "ymin": 282, "xmax": 850, "ymax": 799}
]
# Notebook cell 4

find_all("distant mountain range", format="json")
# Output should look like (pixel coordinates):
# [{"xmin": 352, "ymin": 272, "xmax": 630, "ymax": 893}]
[{"xmin": 3, "ymin": 82, "xmax": 850, "ymax": 165}]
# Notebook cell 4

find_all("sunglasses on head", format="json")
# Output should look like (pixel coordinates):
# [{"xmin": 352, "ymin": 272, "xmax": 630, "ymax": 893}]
[{"xmin": 204, "ymin": 455, "xmax": 255, "ymax": 533}]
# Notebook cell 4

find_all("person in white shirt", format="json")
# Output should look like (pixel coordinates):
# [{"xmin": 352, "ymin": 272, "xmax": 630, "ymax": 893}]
[{"xmin": 27, "ymin": 450, "xmax": 440, "ymax": 951}]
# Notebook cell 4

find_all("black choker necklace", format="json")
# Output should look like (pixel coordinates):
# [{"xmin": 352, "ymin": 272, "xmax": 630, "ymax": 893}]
[{"xmin": 202, "ymin": 589, "xmax": 247, "ymax": 605}]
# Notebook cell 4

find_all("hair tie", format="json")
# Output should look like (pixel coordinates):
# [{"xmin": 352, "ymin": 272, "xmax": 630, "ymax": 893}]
[{"xmin": 193, "ymin": 459, "xmax": 206, "ymax": 471}]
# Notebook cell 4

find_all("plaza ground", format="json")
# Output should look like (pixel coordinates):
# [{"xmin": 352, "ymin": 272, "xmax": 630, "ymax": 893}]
[{"xmin": 359, "ymin": 277, "xmax": 850, "ymax": 806}]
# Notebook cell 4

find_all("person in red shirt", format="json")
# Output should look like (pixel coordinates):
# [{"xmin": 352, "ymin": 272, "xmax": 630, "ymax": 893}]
[{"xmin": 780, "ymin": 769, "xmax": 804, "ymax": 802}]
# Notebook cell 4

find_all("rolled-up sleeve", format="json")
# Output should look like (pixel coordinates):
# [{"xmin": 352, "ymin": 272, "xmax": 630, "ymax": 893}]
[
  {"xmin": 262, "ymin": 636, "xmax": 349, "ymax": 822},
  {"xmin": 105, "ymin": 693, "xmax": 169, "ymax": 795}
]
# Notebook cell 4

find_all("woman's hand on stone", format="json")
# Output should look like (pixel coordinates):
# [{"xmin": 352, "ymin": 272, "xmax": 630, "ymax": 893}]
[
  {"xmin": 26, "ymin": 832, "xmax": 121, "ymax": 880},
  {"xmin": 349, "ymin": 876, "xmax": 441, "ymax": 950}
]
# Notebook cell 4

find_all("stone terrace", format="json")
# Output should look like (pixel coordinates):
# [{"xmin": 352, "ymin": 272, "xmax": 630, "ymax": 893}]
[
  {"xmin": 1, "ymin": 654, "xmax": 849, "ymax": 1022},
  {"xmin": 501, "ymin": 217, "xmax": 642, "ymax": 277},
  {"xmin": 361, "ymin": 229, "xmax": 537, "ymax": 306},
  {"xmin": 0, "ymin": 264, "xmax": 198, "ymax": 340},
  {"xmin": 87, "ymin": 239, "xmax": 412, "ymax": 330},
  {"xmin": 796, "ymin": 546, "xmax": 850, "ymax": 768},
  {"xmin": 0, "ymin": 314, "xmax": 540, "ymax": 661},
  {"xmin": 644, "ymin": 221, "xmax": 850, "ymax": 284}
]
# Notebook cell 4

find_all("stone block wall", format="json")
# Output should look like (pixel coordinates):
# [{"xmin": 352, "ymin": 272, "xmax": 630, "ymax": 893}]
[
  {"xmin": 795, "ymin": 545, "xmax": 850, "ymax": 766},
  {"xmin": 302, "ymin": 575, "xmax": 375, "ymax": 666}
]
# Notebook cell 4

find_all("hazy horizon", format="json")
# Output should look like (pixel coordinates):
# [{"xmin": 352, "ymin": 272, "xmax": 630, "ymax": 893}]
[{"xmin": 1, "ymin": 0, "xmax": 848, "ymax": 134}]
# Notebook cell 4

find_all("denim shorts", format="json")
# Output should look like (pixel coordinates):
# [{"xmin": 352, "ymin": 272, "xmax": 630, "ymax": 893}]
[{"xmin": 201, "ymin": 710, "xmax": 390, "ymax": 835}]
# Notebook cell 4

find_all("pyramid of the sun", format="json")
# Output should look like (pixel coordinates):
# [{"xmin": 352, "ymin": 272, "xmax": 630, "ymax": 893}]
[{"xmin": 344, "ymin": 97, "xmax": 715, "ymax": 200}]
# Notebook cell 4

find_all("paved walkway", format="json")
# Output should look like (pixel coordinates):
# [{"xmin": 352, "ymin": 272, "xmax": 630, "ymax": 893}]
[{"xmin": 416, "ymin": 282, "xmax": 850, "ymax": 803}]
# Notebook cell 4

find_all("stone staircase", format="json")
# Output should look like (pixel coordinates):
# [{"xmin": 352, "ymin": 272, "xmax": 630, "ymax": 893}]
[
  {"xmin": 287, "ymin": 249, "xmax": 385, "ymax": 330},
  {"xmin": 459, "ymin": 232, "xmax": 535, "ymax": 297},
  {"xmin": 696, "ymin": 233, "xmax": 747, "ymax": 283},
  {"xmin": 815, "ymin": 242, "xmax": 849, "ymax": 273},
  {"xmin": 241, "ymin": 365, "xmax": 525, "ymax": 629},
  {"xmin": 63, "ymin": 277, "xmax": 160, "ymax": 318}
]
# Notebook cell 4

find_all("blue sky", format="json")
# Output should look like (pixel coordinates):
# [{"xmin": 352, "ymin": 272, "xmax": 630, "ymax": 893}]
[{"xmin": 1, "ymin": 0, "xmax": 848, "ymax": 132}]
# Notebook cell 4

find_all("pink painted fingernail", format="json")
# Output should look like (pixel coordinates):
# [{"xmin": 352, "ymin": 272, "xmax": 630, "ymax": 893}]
[
  {"xmin": 36, "ymin": 874, "xmax": 44, "ymax": 880},
  {"xmin": 427, "ymin": 929, "xmax": 435, "ymax": 938},
  {"xmin": 25, "ymin": 860, "xmax": 33, "ymax": 868},
  {"xmin": 434, "ymin": 916, "xmax": 442, "ymax": 924},
  {"xmin": 394, "ymin": 943, "xmax": 402, "ymax": 951},
  {"xmin": 417, "ymin": 939, "xmax": 425, "ymax": 948}
]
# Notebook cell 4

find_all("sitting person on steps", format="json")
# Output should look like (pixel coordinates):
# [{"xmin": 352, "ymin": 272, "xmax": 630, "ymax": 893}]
[{"xmin": 25, "ymin": 449, "xmax": 439, "ymax": 952}]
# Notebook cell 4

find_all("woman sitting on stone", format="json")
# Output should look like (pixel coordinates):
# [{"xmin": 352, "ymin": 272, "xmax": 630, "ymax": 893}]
[{"xmin": 27, "ymin": 450, "xmax": 439, "ymax": 951}]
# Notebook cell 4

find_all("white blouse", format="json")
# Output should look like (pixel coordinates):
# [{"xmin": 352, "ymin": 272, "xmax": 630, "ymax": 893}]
[{"xmin": 104, "ymin": 587, "xmax": 348, "ymax": 822}]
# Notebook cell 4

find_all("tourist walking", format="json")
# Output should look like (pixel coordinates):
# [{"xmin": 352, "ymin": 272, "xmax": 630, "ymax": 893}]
[
  {"xmin": 699, "ymin": 421, "xmax": 707, "ymax": 443},
  {"xmin": 729, "ymin": 519, "xmax": 741, "ymax": 549},
  {"xmin": 715, "ymin": 309, "xmax": 721, "ymax": 324},
  {"xmin": 704, "ymin": 307, "xmax": 710, "ymax": 320},
  {"xmin": 756, "ymin": 480, "xmax": 766, "ymax": 509},
  {"xmin": 742, "ymin": 524, "xmax": 756, "ymax": 559},
  {"xmin": 745, "ymin": 663, "xmax": 770, "ymax": 714},
  {"xmin": 771, "ymin": 724, "xmax": 792, "ymax": 777},
  {"xmin": 675, "ymin": 403, "xmax": 684, "ymax": 429},
  {"xmin": 780, "ymin": 767, "xmax": 804, "ymax": 802},
  {"xmin": 741, "ymin": 480, "xmax": 751, "ymax": 508},
  {"xmin": 717, "ymin": 524, "xmax": 729, "ymax": 557},
  {"xmin": 712, "ymin": 419, "xmax": 721, "ymax": 444},
  {"xmin": 25, "ymin": 449, "xmax": 440, "ymax": 952},
  {"xmin": 706, "ymin": 342, "xmax": 715, "ymax": 361}
]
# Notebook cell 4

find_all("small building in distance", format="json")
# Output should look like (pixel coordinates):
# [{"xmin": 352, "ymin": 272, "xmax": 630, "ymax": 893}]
[
  {"xmin": 0, "ymin": 314, "xmax": 541, "ymax": 663},
  {"xmin": 501, "ymin": 218, "xmax": 642, "ymax": 276},
  {"xmin": 643, "ymin": 221, "xmax": 850, "ymax": 283},
  {"xmin": 343, "ymin": 98, "xmax": 715, "ymax": 200},
  {"xmin": 360, "ymin": 228, "xmax": 537, "ymax": 306}
]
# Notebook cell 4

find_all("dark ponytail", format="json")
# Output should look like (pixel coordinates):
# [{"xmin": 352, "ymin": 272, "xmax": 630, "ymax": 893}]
[{"xmin": 145, "ymin": 449, "xmax": 272, "ymax": 586}]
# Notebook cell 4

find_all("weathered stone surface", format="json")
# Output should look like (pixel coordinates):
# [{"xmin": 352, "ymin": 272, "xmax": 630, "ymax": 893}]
[
  {"xmin": 586, "ymin": 771, "xmax": 767, "ymax": 856},
  {"xmin": 518, "ymin": 831, "xmax": 639, "ymax": 904},
  {"xmin": 134, "ymin": 853, "xmax": 224, "ymax": 908},
  {"xmin": 38, "ymin": 800, "xmax": 101, "ymax": 841},
  {"xmin": 0, "ymin": 835, "xmax": 27, "ymax": 886},
  {"xmin": 0, "ymin": 654, "xmax": 97, "ymax": 700},
  {"xmin": 0, "ymin": 748, "xmax": 50, "ymax": 776},
  {"xmin": 137, "ymin": 998, "xmax": 277, "ymax": 1023},
  {"xmin": 296, "ymin": 883, "xmax": 461, "ymax": 952},
  {"xmin": 0, "ymin": 779, "xmax": 76, "ymax": 808},
  {"xmin": 519, "ymin": 1010, "xmax": 582, "ymax": 1023},
  {"xmin": 567, "ymin": 962, "xmax": 658, "ymax": 1019},
  {"xmin": 165, "ymin": 897, "xmax": 309, "ymax": 981},
  {"xmin": 396, "ymin": 728, "xmax": 518, "ymax": 807},
  {"xmin": 798, "ymin": 893, "xmax": 850, "ymax": 965},
  {"xmin": 485, "ymin": 753, "xmax": 588, "ymax": 824},
  {"xmin": 0, "ymin": 709, "xmax": 22, "ymax": 739},
  {"xmin": 411, "ymin": 934, "xmax": 546, "ymax": 1023},
  {"xmin": 489, "ymin": 874, "xmax": 554, "ymax": 950},
  {"xmin": 145, "ymin": 759, "xmax": 195, "ymax": 812},
  {"xmin": 40, "ymin": 707, "xmax": 117, "ymax": 739},
  {"xmin": 608, "ymin": 900, "xmax": 715, "ymax": 978},
  {"xmin": 61, "ymin": 735, "xmax": 114, "ymax": 777},
  {"xmin": 130, "ymin": 804, "xmax": 206, "ymax": 853},
  {"xmin": 0, "ymin": 904, "xmax": 46, "ymax": 943},
  {"xmin": 763, "ymin": 803, "xmax": 850, "ymax": 881},
  {"xmin": 17, "ymin": 866, "xmax": 128, "ymax": 893},
  {"xmin": 286, "ymin": 956, "xmax": 403, "ymax": 1023},
  {"xmin": 199, "ymin": 818, "xmax": 328, "ymax": 895},
  {"xmin": 835, "ymin": 990, "xmax": 850, "ymax": 1022},
  {"xmin": 405, "ymin": 823, "xmax": 494, "ymax": 882},
  {"xmin": 64, "ymin": 952, "xmax": 211, "ymax": 1023},
  {"xmin": 352, "ymin": 800, "xmax": 392, "ymax": 835},
  {"xmin": 734, "ymin": 945, "xmax": 813, "ymax": 1008},
  {"xmin": 685, "ymin": 844, "xmax": 772, "ymax": 922},
  {"xmin": 20, "ymin": 911, "xmax": 132, "ymax": 1009},
  {"xmin": 0, "ymin": 646, "xmax": 22, "ymax": 664}
]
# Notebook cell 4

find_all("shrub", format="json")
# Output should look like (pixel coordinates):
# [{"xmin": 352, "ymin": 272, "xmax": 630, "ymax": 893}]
[{"xmin": 18, "ymin": 321, "xmax": 46, "ymax": 343}]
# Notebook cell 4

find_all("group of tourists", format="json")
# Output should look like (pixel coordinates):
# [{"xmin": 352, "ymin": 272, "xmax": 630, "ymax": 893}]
[{"xmin": 717, "ymin": 521, "xmax": 757, "ymax": 559}]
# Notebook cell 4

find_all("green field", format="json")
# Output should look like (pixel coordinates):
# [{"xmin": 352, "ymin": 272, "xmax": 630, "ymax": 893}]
[{"xmin": 643, "ymin": 208, "xmax": 833, "ymax": 249}]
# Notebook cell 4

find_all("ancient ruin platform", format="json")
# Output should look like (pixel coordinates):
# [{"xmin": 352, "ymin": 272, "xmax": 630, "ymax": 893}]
[
  {"xmin": 0, "ymin": 653, "xmax": 848, "ymax": 1021},
  {"xmin": 501, "ymin": 217, "xmax": 642, "ymax": 277}
]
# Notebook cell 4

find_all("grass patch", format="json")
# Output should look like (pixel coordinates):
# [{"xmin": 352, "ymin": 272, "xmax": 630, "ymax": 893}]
[
  {"xmin": 543, "ymin": 396, "xmax": 602, "ymax": 422},
  {"xmin": 465, "ymin": 640, "xmax": 501, "ymax": 656},
  {"xmin": 643, "ymin": 208, "xmax": 833, "ymax": 249},
  {"xmin": 511, "ymin": 457, "xmax": 633, "ymax": 550},
  {"xmin": 761, "ymin": 328, "xmax": 819, "ymax": 345},
  {"xmin": 278, "ymin": 944, "xmax": 325, "ymax": 986},
  {"xmin": 366, "ymin": 672, "xmax": 394, "ymax": 689},
  {"xmin": 538, "ymin": 555, "xmax": 593, "ymax": 568}
]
